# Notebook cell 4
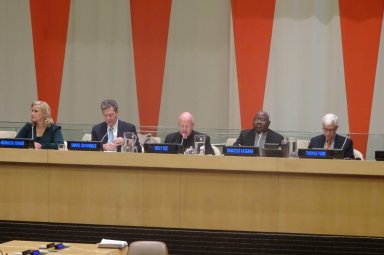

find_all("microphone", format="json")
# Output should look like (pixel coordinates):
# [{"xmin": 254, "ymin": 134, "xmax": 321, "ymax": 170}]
[
  {"xmin": 99, "ymin": 130, "xmax": 109, "ymax": 143},
  {"xmin": 340, "ymin": 134, "xmax": 349, "ymax": 151},
  {"xmin": 340, "ymin": 134, "xmax": 354, "ymax": 160},
  {"xmin": 31, "ymin": 124, "xmax": 35, "ymax": 140}
]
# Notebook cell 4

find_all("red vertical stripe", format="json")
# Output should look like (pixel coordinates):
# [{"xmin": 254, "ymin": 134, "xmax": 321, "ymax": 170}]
[
  {"xmin": 131, "ymin": 0, "xmax": 172, "ymax": 132},
  {"xmin": 30, "ymin": 0, "xmax": 71, "ymax": 122},
  {"xmin": 339, "ymin": 0, "xmax": 384, "ymax": 156},
  {"xmin": 232, "ymin": 0, "xmax": 276, "ymax": 129}
]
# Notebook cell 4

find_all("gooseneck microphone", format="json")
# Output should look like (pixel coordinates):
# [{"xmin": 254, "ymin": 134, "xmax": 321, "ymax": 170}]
[
  {"xmin": 99, "ymin": 131, "xmax": 108, "ymax": 143},
  {"xmin": 340, "ymin": 134, "xmax": 349, "ymax": 151},
  {"xmin": 31, "ymin": 124, "xmax": 35, "ymax": 140}
]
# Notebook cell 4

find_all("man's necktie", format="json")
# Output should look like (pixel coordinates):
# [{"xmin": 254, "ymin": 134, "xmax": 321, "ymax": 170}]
[
  {"xmin": 326, "ymin": 141, "xmax": 331, "ymax": 150},
  {"xmin": 108, "ymin": 127, "xmax": 114, "ymax": 143}
]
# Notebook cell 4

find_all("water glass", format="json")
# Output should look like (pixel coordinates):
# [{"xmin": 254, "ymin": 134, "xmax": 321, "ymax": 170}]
[{"xmin": 194, "ymin": 135, "xmax": 206, "ymax": 155}]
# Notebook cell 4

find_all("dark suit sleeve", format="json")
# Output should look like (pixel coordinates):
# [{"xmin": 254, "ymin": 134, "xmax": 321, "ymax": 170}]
[
  {"xmin": 16, "ymin": 123, "xmax": 31, "ymax": 139},
  {"xmin": 91, "ymin": 126, "xmax": 99, "ymax": 141},
  {"xmin": 308, "ymin": 138, "xmax": 314, "ymax": 149},
  {"xmin": 164, "ymin": 133, "xmax": 181, "ymax": 144},
  {"xmin": 233, "ymin": 131, "xmax": 244, "ymax": 146},
  {"xmin": 164, "ymin": 134, "xmax": 171, "ymax": 143},
  {"xmin": 41, "ymin": 125, "xmax": 64, "ymax": 150},
  {"xmin": 343, "ymin": 139, "xmax": 355, "ymax": 159},
  {"xmin": 204, "ymin": 135, "xmax": 214, "ymax": 155}
]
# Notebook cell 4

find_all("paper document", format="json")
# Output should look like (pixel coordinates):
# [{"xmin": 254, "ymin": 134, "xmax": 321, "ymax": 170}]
[{"xmin": 97, "ymin": 239, "xmax": 128, "ymax": 249}]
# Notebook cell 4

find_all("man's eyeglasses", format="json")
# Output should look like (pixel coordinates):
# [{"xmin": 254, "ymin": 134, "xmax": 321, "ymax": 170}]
[
  {"xmin": 254, "ymin": 118, "xmax": 268, "ymax": 123},
  {"xmin": 323, "ymin": 127, "xmax": 336, "ymax": 133}
]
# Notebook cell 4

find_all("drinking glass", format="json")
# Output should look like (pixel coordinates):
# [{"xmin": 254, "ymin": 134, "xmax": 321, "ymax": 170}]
[
  {"xmin": 194, "ymin": 135, "xmax": 206, "ymax": 155},
  {"xmin": 58, "ymin": 144, "xmax": 65, "ymax": 151}
]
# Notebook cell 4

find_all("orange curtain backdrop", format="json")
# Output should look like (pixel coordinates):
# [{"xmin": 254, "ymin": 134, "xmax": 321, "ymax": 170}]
[
  {"xmin": 130, "ymin": 0, "xmax": 172, "ymax": 132},
  {"xmin": 29, "ymin": 0, "xmax": 71, "ymax": 122},
  {"xmin": 231, "ymin": 0, "xmax": 276, "ymax": 129},
  {"xmin": 339, "ymin": 0, "xmax": 384, "ymax": 155}
]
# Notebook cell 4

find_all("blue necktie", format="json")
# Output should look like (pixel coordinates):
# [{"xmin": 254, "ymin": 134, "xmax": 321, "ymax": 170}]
[{"xmin": 108, "ymin": 127, "xmax": 114, "ymax": 143}]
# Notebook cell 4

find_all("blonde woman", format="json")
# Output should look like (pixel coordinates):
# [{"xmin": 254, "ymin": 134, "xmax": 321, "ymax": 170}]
[{"xmin": 16, "ymin": 101, "xmax": 64, "ymax": 149}]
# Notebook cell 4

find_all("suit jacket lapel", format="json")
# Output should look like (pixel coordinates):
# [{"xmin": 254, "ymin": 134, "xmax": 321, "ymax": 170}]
[
  {"xmin": 249, "ymin": 130, "xmax": 256, "ymax": 145},
  {"xmin": 334, "ymin": 134, "xmax": 343, "ymax": 149},
  {"xmin": 320, "ymin": 135, "xmax": 326, "ymax": 148},
  {"xmin": 117, "ymin": 120, "xmax": 126, "ymax": 138}
]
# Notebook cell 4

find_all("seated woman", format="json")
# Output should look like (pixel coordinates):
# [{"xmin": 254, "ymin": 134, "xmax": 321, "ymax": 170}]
[{"xmin": 16, "ymin": 101, "xmax": 64, "ymax": 149}]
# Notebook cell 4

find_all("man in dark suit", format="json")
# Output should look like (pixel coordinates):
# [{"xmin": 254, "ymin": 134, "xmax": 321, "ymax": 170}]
[
  {"xmin": 164, "ymin": 112, "xmax": 214, "ymax": 155},
  {"xmin": 234, "ymin": 111, "xmax": 284, "ymax": 147},
  {"xmin": 308, "ymin": 113, "xmax": 354, "ymax": 159},
  {"xmin": 92, "ymin": 99, "xmax": 141, "ymax": 152}
]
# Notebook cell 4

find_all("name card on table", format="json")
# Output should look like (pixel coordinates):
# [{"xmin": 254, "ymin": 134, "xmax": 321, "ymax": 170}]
[
  {"xmin": 0, "ymin": 138, "xmax": 34, "ymax": 149},
  {"xmin": 66, "ymin": 141, "xmax": 102, "ymax": 151},
  {"xmin": 144, "ymin": 143, "xmax": 184, "ymax": 154},
  {"xmin": 223, "ymin": 146, "xmax": 259, "ymax": 157},
  {"xmin": 298, "ymin": 149, "xmax": 344, "ymax": 159}
]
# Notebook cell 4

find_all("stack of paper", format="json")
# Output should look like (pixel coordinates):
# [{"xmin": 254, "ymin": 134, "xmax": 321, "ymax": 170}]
[{"xmin": 97, "ymin": 239, "xmax": 128, "ymax": 249}]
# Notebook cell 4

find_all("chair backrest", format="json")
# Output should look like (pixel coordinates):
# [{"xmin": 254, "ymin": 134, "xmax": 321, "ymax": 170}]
[
  {"xmin": 0, "ymin": 130, "xmax": 17, "ymax": 138},
  {"xmin": 354, "ymin": 149, "xmax": 364, "ymax": 160},
  {"xmin": 151, "ymin": 136, "xmax": 161, "ymax": 143},
  {"xmin": 225, "ymin": 138, "xmax": 236, "ymax": 146},
  {"xmin": 211, "ymin": 145, "xmax": 221, "ymax": 156},
  {"xmin": 128, "ymin": 241, "xmax": 168, "ymax": 255},
  {"xmin": 82, "ymin": 133, "xmax": 92, "ymax": 141},
  {"xmin": 297, "ymin": 139, "xmax": 310, "ymax": 149}
]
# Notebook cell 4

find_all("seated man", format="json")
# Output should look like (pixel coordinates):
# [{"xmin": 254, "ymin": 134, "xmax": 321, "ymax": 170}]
[
  {"xmin": 164, "ymin": 112, "xmax": 214, "ymax": 155},
  {"xmin": 91, "ymin": 99, "xmax": 141, "ymax": 152},
  {"xmin": 234, "ymin": 110, "xmax": 284, "ymax": 147},
  {"xmin": 308, "ymin": 113, "xmax": 354, "ymax": 159}
]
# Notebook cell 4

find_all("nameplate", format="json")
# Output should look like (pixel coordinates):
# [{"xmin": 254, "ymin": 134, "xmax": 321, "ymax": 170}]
[
  {"xmin": 223, "ymin": 146, "xmax": 259, "ymax": 156},
  {"xmin": 0, "ymin": 138, "xmax": 34, "ymax": 149},
  {"xmin": 67, "ymin": 141, "xmax": 102, "ymax": 151},
  {"xmin": 298, "ymin": 149, "xmax": 343, "ymax": 159},
  {"xmin": 375, "ymin": 151, "xmax": 384, "ymax": 161},
  {"xmin": 144, "ymin": 143, "xmax": 183, "ymax": 154}
]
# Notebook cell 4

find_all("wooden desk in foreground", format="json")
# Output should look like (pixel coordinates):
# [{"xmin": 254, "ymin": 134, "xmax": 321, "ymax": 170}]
[
  {"xmin": 0, "ymin": 240, "xmax": 127, "ymax": 255},
  {"xmin": 0, "ymin": 149, "xmax": 384, "ymax": 237}
]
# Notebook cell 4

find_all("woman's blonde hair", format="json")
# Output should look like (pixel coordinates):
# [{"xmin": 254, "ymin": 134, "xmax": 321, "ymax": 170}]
[{"xmin": 31, "ymin": 101, "xmax": 54, "ymax": 126}]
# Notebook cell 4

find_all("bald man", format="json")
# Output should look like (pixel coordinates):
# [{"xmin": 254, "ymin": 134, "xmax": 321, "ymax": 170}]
[
  {"xmin": 234, "ymin": 110, "xmax": 284, "ymax": 148},
  {"xmin": 164, "ymin": 112, "xmax": 214, "ymax": 155}
]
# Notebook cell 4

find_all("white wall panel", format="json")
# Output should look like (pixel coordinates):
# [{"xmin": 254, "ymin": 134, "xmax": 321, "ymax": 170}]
[
  {"xmin": 158, "ymin": 0, "xmax": 230, "ymax": 130},
  {"xmin": 0, "ymin": 0, "xmax": 37, "ymax": 122},
  {"xmin": 228, "ymin": 12, "xmax": 241, "ymax": 131},
  {"xmin": 264, "ymin": 0, "xmax": 349, "ymax": 135},
  {"xmin": 59, "ymin": 0, "xmax": 139, "ymax": 126},
  {"xmin": 367, "ymin": 17, "xmax": 384, "ymax": 158}
]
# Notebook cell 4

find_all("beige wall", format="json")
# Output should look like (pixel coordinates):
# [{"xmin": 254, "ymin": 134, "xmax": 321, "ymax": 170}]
[{"xmin": 0, "ymin": 0, "xmax": 383, "ymax": 140}]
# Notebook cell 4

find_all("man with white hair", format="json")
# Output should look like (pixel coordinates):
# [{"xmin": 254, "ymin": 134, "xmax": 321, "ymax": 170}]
[
  {"xmin": 164, "ymin": 112, "xmax": 214, "ymax": 155},
  {"xmin": 308, "ymin": 113, "xmax": 354, "ymax": 159}
]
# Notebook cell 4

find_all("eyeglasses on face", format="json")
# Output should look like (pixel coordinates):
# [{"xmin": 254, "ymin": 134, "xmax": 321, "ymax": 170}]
[
  {"xmin": 254, "ymin": 118, "xmax": 268, "ymax": 123},
  {"xmin": 322, "ymin": 127, "xmax": 336, "ymax": 133}
]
